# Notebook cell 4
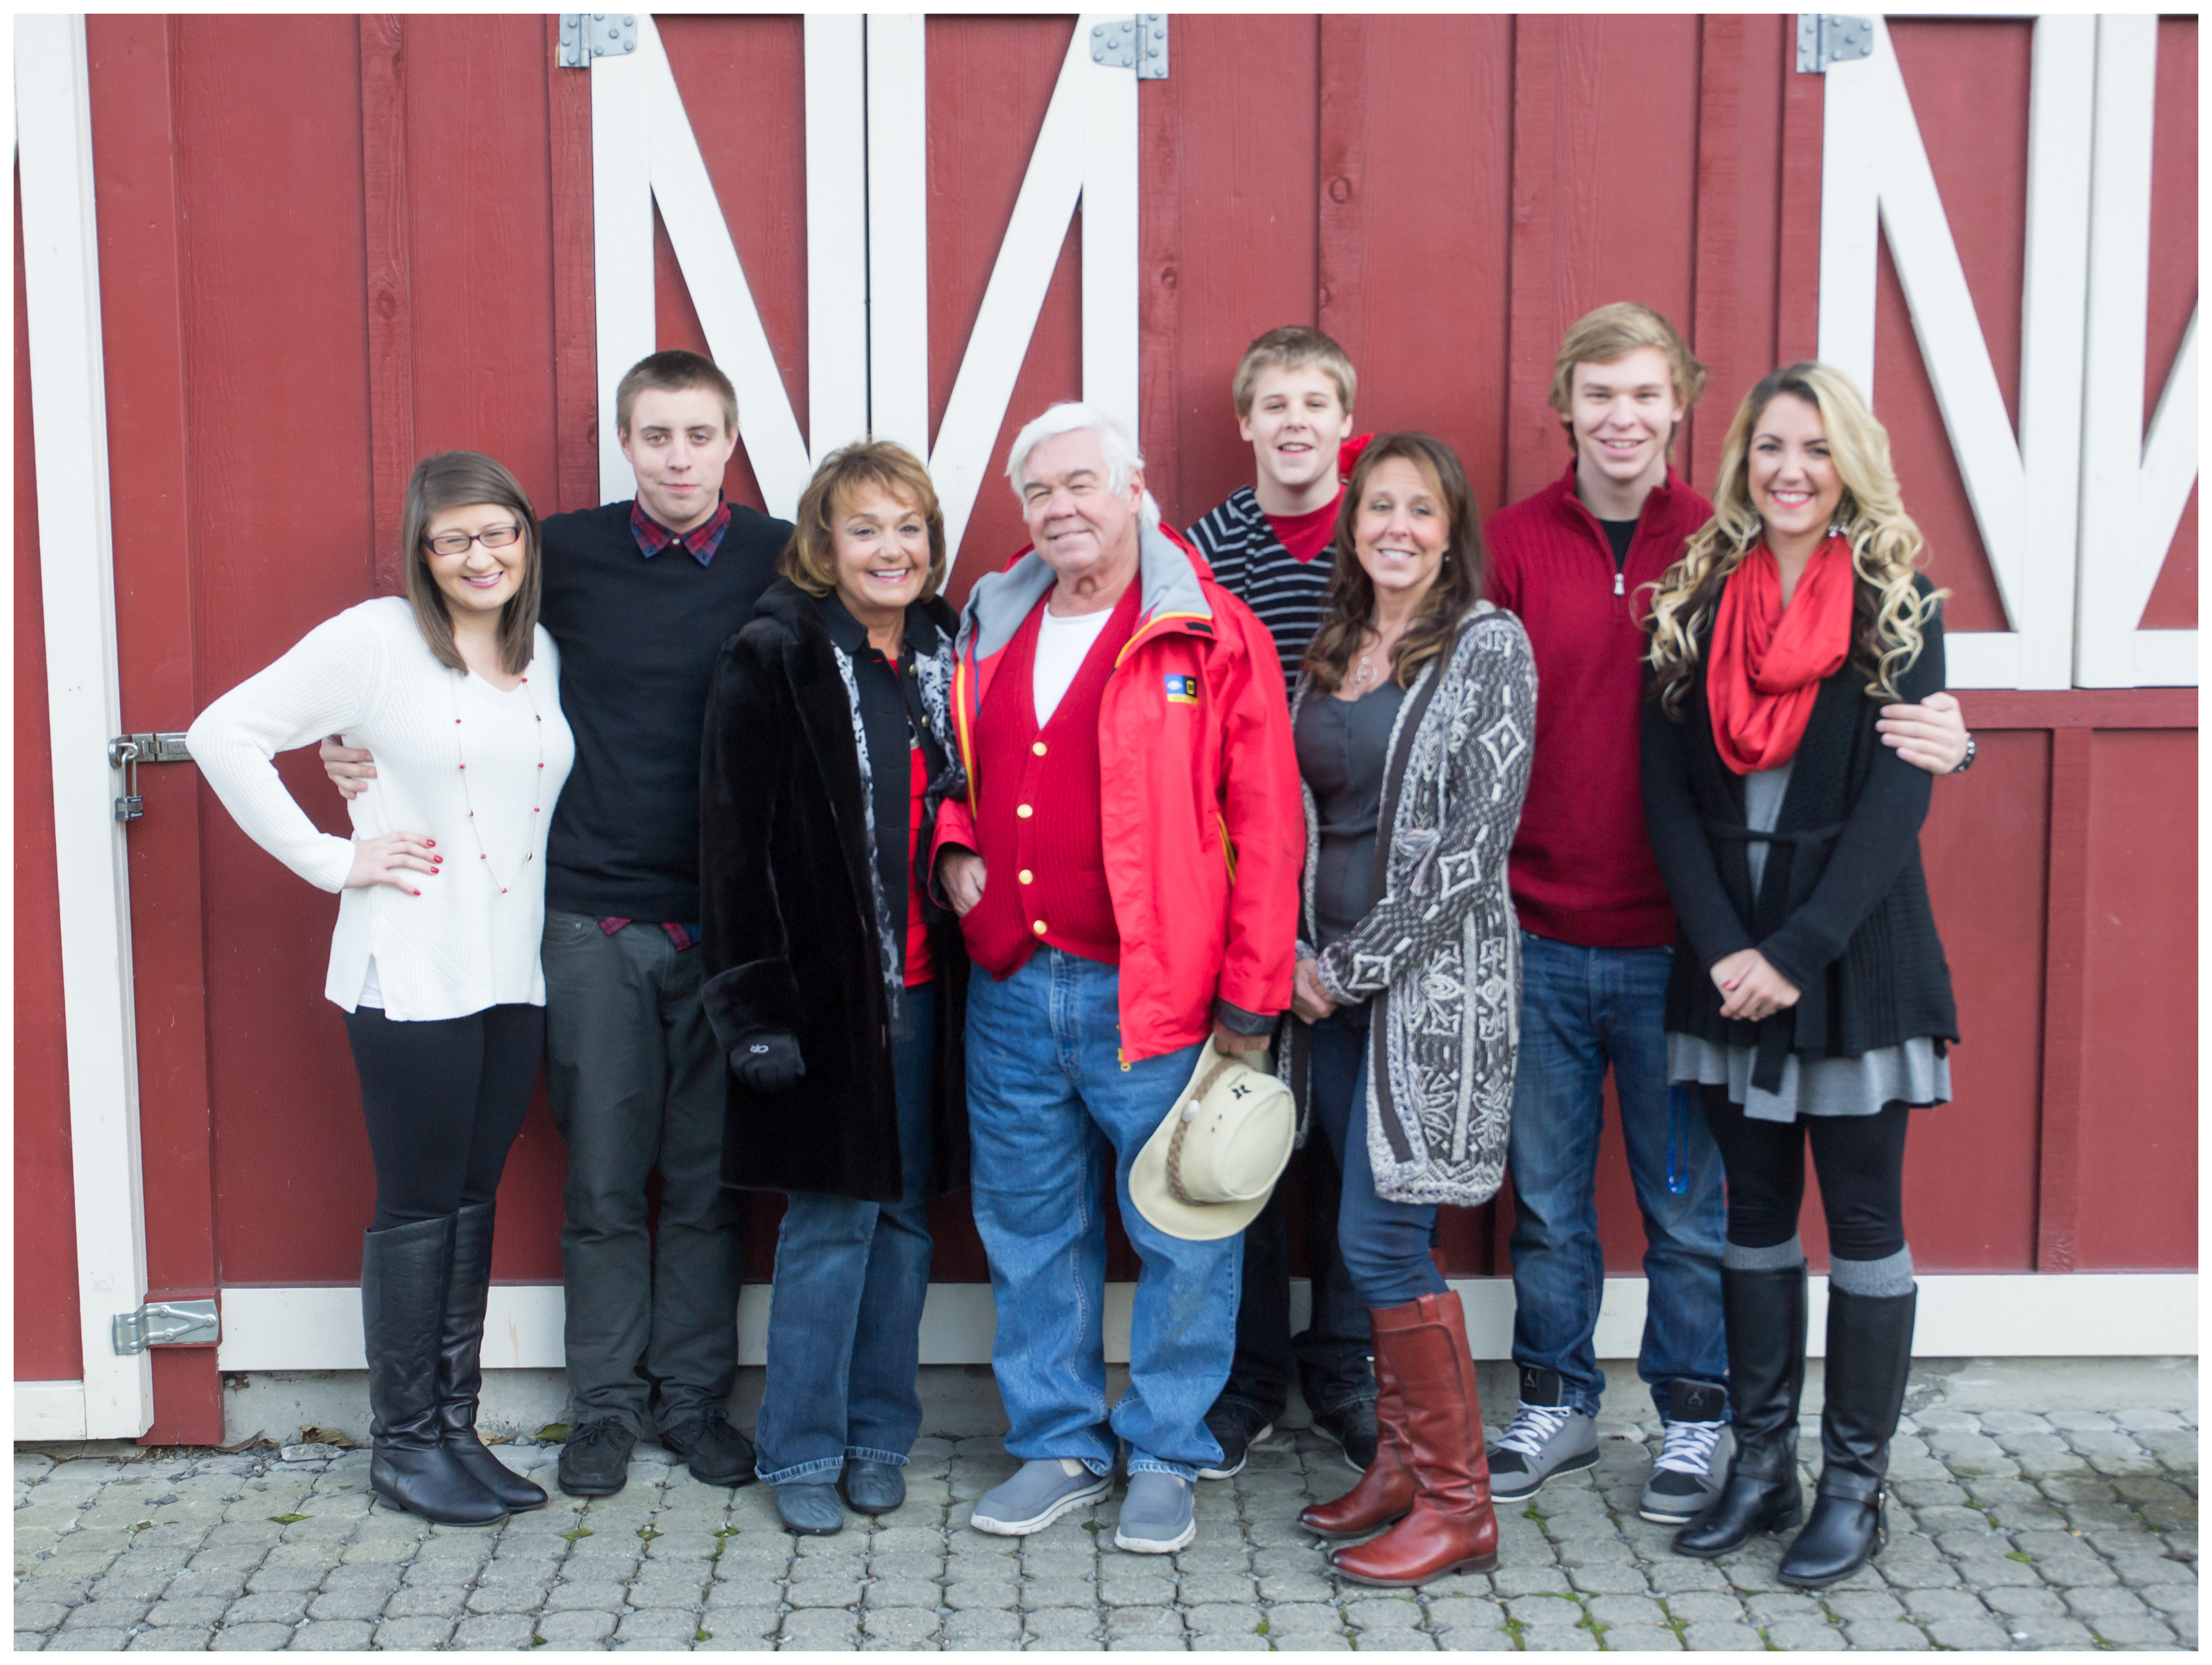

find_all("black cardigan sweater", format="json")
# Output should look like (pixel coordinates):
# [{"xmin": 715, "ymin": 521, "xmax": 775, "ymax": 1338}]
[
  {"xmin": 1640, "ymin": 575, "xmax": 1957, "ymax": 1089},
  {"xmin": 699, "ymin": 578, "xmax": 969, "ymax": 1204}
]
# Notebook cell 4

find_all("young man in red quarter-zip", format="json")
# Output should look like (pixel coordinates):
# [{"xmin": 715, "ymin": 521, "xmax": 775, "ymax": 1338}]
[{"xmin": 1481, "ymin": 304, "xmax": 1971, "ymax": 1525}]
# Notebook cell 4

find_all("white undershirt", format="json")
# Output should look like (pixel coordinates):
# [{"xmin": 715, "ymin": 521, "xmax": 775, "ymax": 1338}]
[{"xmin": 1033, "ymin": 605, "xmax": 1116, "ymax": 726}]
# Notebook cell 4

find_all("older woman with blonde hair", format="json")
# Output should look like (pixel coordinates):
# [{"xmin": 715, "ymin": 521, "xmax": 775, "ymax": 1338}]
[
  {"xmin": 699, "ymin": 440, "xmax": 968, "ymax": 1536},
  {"xmin": 1641, "ymin": 363, "xmax": 1956, "ymax": 1588}
]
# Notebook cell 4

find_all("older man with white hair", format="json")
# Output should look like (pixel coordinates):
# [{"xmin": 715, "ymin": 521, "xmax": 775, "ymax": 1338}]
[{"xmin": 932, "ymin": 402, "xmax": 1303, "ymax": 1554}]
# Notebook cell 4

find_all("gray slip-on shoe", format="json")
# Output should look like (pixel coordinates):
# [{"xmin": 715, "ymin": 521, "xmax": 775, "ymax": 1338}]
[
  {"xmin": 1639, "ymin": 1378, "xmax": 1730, "ymax": 1525},
  {"xmin": 774, "ymin": 1481, "xmax": 844, "ymax": 1536},
  {"xmin": 970, "ymin": 1458, "xmax": 1110, "ymax": 1536},
  {"xmin": 1487, "ymin": 1365, "xmax": 1600, "ymax": 1502},
  {"xmin": 1114, "ymin": 1470, "xmax": 1196, "ymax": 1554}
]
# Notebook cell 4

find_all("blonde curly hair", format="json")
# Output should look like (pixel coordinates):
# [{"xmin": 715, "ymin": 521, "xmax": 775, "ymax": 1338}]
[{"xmin": 1646, "ymin": 362, "xmax": 1946, "ymax": 718}]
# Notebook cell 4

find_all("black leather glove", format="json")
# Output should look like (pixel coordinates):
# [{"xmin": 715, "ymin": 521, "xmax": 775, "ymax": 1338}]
[{"xmin": 731, "ymin": 1032, "xmax": 805, "ymax": 1093}]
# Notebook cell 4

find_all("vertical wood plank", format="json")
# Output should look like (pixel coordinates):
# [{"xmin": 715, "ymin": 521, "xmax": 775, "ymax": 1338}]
[
  {"xmin": 2035, "ymin": 727, "xmax": 2091, "ymax": 1271},
  {"xmin": 1688, "ymin": 15, "xmax": 1743, "ymax": 490},
  {"xmin": 546, "ymin": 15, "xmax": 599, "ymax": 514},
  {"xmin": 1137, "ymin": 60, "xmax": 1182, "ymax": 522},
  {"xmin": 1314, "ymin": 14, "xmax": 1367, "ymax": 371},
  {"xmin": 1776, "ymin": 42, "xmax": 1824, "ymax": 364},
  {"xmin": 1504, "ymin": 15, "xmax": 1560, "ymax": 505},
  {"xmin": 359, "ymin": 14, "xmax": 413, "ymax": 591}
]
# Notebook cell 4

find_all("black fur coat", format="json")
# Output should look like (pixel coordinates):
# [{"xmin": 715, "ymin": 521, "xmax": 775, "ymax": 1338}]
[{"xmin": 699, "ymin": 578, "xmax": 968, "ymax": 1202}]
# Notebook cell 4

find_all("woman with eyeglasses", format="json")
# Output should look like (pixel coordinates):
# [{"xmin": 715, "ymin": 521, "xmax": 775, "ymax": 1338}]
[{"xmin": 189, "ymin": 452, "xmax": 575, "ymax": 1528}]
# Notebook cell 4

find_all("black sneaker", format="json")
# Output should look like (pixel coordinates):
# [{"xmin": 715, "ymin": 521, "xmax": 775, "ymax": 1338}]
[
  {"xmin": 1311, "ymin": 1400, "xmax": 1380, "ymax": 1474},
  {"xmin": 557, "ymin": 1418, "xmax": 636, "ymax": 1497},
  {"xmin": 661, "ymin": 1414, "xmax": 757, "ymax": 1488},
  {"xmin": 1196, "ymin": 1403, "xmax": 1274, "ymax": 1480}
]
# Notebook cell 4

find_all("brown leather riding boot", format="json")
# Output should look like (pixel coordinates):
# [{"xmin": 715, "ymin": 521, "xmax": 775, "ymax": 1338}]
[
  {"xmin": 1328, "ymin": 1292, "xmax": 1498, "ymax": 1586},
  {"xmin": 1298, "ymin": 1311, "xmax": 1413, "ymax": 1540}
]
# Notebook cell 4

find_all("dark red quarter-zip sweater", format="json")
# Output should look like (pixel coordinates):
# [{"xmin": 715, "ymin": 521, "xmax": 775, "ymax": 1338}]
[{"xmin": 1482, "ymin": 462, "xmax": 1714, "ymax": 949}]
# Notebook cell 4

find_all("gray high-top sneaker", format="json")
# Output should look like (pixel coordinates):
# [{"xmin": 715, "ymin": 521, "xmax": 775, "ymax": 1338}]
[
  {"xmin": 1639, "ymin": 1378, "xmax": 1730, "ymax": 1524},
  {"xmin": 1487, "ymin": 1364, "xmax": 1600, "ymax": 1502}
]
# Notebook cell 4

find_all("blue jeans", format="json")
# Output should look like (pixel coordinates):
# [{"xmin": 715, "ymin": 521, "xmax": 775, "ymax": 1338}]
[
  {"xmin": 1309, "ymin": 1006, "xmax": 1448, "ymax": 1308},
  {"xmin": 966, "ymin": 949, "xmax": 1239, "ymax": 1483},
  {"xmin": 1506, "ymin": 931, "xmax": 1726, "ymax": 1421},
  {"xmin": 754, "ymin": 994, "xmax": 937, "ymax": 1485}
]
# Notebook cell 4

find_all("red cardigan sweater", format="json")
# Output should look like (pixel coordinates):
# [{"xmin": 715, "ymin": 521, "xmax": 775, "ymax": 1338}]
[{"xmin": 1483, "ymin": 463, "xmax": 1713, "ymax": 949}]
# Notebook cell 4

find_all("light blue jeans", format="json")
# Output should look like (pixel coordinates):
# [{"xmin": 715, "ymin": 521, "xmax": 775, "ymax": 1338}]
[
  {"xmin": 753, "ymin": 996, "xmax": 936, "ymax": 1486},
  {"xmin": 1506, "ymin": 930, "xmax": 1728, "ymax": 1422},
  {"xmin": 965, "ymin": 949, "xmax": 1238, "ymax": 1483}
]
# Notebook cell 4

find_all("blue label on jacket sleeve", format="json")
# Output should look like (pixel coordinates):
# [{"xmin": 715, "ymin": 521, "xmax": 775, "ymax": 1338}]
[{"xmin": 1163, "ymin": 673, "xmax": 1199, "ymax": 705}]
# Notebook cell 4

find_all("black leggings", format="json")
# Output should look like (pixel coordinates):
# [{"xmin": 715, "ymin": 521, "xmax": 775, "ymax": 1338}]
[
  {"xmin": 1699, "ymin": 1088, "xmax": 1910, "ymax": 1261},
  {"xmin": 344, "ymin": 1003, "xmax": 545, "ymax": 1232}
]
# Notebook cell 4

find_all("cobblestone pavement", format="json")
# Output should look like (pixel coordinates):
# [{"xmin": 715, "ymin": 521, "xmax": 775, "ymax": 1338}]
[{"xmin": 14, "ymin": 1408, "xmax": 2195, "ymax": 1652}]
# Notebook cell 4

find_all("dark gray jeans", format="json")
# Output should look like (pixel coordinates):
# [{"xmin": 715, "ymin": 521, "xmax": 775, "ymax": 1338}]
[{"xmin": 542, "ymin": 910, "xmax": 741, "ymax": 1437}]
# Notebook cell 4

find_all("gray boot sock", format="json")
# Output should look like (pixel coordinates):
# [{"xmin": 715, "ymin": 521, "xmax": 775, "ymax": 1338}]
[
  {"xmin": 1723, "ymin": 1234, "xmax": 1805, "ymax": 1272},
  {"xmin": 1827, "ymin": 1246, "xmax": 1915, "ymax": 1298}
]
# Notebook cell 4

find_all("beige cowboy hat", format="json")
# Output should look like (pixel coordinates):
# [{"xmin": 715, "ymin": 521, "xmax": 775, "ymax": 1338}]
[{"xmin": 1129, "ymin": 1046, "xmax": 1296, "ymax": 1241}]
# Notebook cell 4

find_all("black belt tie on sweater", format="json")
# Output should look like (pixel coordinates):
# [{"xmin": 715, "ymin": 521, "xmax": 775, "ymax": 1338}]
[{"xmin": 1700, "ymin": 817, "xmax": 1847, "ymax": 1093}]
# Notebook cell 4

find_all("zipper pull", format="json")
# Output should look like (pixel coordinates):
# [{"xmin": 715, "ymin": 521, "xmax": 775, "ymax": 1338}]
[{"xmin": 1613, "ymin": 570, "xmax": 1625, "ymax": 597}]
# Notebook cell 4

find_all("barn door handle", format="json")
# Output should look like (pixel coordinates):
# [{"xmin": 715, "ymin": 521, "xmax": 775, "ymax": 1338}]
[{"xmin": 109, "ymin": 731, "xmax": 192, "ymax": 823}]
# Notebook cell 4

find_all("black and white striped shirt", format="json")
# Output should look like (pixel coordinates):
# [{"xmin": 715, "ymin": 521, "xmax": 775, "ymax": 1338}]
[{"xmin": 1187, "ymin": 486, "xmax": 1334, "ymax": 692}]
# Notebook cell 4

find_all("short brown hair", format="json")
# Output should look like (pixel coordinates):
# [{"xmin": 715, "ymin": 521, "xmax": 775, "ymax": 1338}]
[
  {"xmin": 1232, "ymin": 325, "xmax": 1358, "ymax": 418},
  {"xmin": 615, "ymin": 348, "xmax": 738, "ymax": 437},
  {"xmin": 780, "ymin": 440, "xmax": 949, "ymax": 604},
  {"xmin": 401, "ymin": 451, "xmax": 543, "ymax": 679},
  {"xmin": 1546, "ymin": 302, "xmax": 1707, "ymax": 439},
  {"xmin": 1303, "ymin": 433, "xmax": 1485, "ymax": 695}
]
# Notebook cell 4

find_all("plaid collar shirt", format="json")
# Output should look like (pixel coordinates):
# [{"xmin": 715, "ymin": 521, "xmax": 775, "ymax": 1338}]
[{"xmin": 629, "ymin": 495, "xmax": 733, "ymax": 566}]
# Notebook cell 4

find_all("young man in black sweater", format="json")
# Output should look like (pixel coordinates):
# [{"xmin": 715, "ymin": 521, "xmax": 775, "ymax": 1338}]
[{"xmin": 326, "ymin": 351, "xmax": 789, "ymax": 1496}]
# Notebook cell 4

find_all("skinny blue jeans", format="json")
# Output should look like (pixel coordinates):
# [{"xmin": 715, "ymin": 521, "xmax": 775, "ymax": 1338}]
[
  {"xmin": 1505, "ymin": 931, "xmax": 1728, "ymax": 1422},
  {"xmin": 753, "ymin": 994, "xmax": 936, "ymax": 1485},
  {"xmin": 1308, "ymin": 1006, "xmax": 1449, "ymax": 1307},
  {"xmin": 965, "ymin": 949, "xmax": 1238, "ymax": 1483}
]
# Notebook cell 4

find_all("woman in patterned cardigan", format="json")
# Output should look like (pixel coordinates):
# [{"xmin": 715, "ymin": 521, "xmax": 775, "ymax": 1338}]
[{"xmin": 1282, "ymin": 433, "xmax": 1537, "ymax": 1587}]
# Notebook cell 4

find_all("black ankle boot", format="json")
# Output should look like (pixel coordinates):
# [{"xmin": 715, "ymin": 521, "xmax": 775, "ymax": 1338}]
[
  {"xmin": 1779, "ymin": 1285, "xmax": 1916, "ymax": 1588},
  {"xmin": 436, "ymin": 1201, "xmax": 548, "ymax": 1513},
  {"xmin": 365, "ymin": 1216, "xmax": 508, "ymax": 1527},
  {"xmin": 1674, "ymin": 1263, "xmax": 1807, "ymax": 1559}
]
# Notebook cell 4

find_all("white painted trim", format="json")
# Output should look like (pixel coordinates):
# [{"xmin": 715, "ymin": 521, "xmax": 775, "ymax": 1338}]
[
  {"xmin": 925, "ymin": 19, "xmax": 1097, "ymax": 561},
  {"xmin": 213, "ymin": 1274, "xmax": 2198, "ymax": 1374},
  {"xmin": 804, "ymin": 14, "xmax": 869, "ymax": 466},
  {"xmin": 14, "ymin": 1382, "xmax": 91, "ymax": 1443},
  {"xmin": 16, "ymin": 13, "xmax": 155, "ymax": 1442},
  {"xmin": 865, "ymin": 14, "xmax": 930, "ymax": 463},
  {"xmin": 590, "ymin": 27, "xmax": 654, "ymax": 505},
  {"xmin": 1079, "ymin": 17, "xmax": 1139, "ymax": 439}
]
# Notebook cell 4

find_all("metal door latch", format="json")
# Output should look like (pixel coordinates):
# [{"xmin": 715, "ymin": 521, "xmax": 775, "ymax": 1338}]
[
  {"xmin": 1796, "ymin": 14, "xmax": 1874, "ymax": 73},
  {"xmin": 1091, "ymin": 15, "xmax": 1168, "ymax": 79},
  {"xmin": 113, "ymin": 1299, "xmax": 219, "ymax": 1355},
  {"xmin": 109, "ymin": 732, "xmax": 191, "ymax": 823},
  {"xmin": 558, "ymin": 14, "xmax": 636, "ymax": 68}
]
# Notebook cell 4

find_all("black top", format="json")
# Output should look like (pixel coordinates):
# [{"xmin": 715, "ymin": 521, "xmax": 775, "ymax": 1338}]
[
  {"xmin": 815, "ymin": 590, "xmax": 950, "ymax": 973},
  {"xmin": 1296, "ymin": 681, "xmax": 1407, "ymax": 945},
  {"xmin": 539, "ymin": 498, "xmax": 790, "ymax": 920},
  {"xmin": 1640, "ymin": 575, "xmax": 1957, "ymax": 1087},
  {"xmin": 1598, "ymin": 517, "xmax": 1638, "ymax": 569}
]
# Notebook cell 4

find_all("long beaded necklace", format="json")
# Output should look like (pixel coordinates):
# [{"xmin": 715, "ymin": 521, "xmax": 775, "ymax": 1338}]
[{"xmin": 450, "ymin": 668, "xmax": 546, "ymax": 896}]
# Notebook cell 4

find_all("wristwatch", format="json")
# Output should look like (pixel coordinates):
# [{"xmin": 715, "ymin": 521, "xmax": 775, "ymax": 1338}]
[{"xmin": 1952, "ymin": 733, "xmax": 1977, "ymax": 774}]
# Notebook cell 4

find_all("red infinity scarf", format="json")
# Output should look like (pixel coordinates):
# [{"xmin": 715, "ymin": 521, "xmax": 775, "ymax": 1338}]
[{"xmin": 1706, "ymin": 537, "xmax": 1855, "ymax": 775}]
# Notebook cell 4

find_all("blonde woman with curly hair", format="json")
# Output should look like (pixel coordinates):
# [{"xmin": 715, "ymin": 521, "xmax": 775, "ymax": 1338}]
[{"xmin": 1640, "ymin": 363, "xmax": 1957, "ymax": 1590}]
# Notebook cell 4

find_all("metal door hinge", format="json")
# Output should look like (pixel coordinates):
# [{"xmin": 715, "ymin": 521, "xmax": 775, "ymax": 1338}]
[
  {"xmin": 558, "ymin": 13, "xmax": 636, "ymax": 69},
  {"xmin": 113, "ymin": 1299, "xmax": 219, "ymax": 1355},
  {"xmin": 110, "ymin": 732, "xmax": 192, "ymax": 823},
  {"xmin": 1091, "ymin": 15, "xmax": 1168, "ymax": 79},
  {"xmin": 1796, "ymin": 14, "xmax": 1874, "ymax": 73}
]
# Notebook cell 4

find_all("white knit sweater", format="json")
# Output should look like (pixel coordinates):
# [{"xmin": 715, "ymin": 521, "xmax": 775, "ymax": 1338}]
[{"xmin": 187, "ymin": 597, "xmax": 576, "ymax": 1021}]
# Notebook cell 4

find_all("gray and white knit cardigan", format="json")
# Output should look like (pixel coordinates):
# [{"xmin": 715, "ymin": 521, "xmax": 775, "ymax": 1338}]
[{"xmin": 1284, "ymin": 601, "xmax": 1538, "ymax": 1208}]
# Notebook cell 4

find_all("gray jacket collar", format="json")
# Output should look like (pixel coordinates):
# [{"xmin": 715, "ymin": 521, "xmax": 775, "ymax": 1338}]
[{"xmin": 956, "ymin": 522, "xmax": 1213, "ymax": 663}]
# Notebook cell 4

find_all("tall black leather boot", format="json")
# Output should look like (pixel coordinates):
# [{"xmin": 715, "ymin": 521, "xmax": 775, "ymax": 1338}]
[
  {"xmin": 437, "ymin": 1201, "xmax": 548, "ymax": 1513},
  {"xmin": 365, "ymin": 1216, "xmax": 508, "ymax": 1527},
  {"xmin": 1779, "ymin": 1285, "xmax": 1916, "ymax": 1587},
  {"xmin": 1673, "ymin": 1264, "xmax": 1807, "ymax": 1558}
]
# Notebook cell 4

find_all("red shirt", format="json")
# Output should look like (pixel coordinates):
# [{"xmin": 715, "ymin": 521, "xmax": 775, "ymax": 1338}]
[
  {"xmin": 1264, "ymin": 495, "xmax": 1340, "ymax": 565},
  {"xmin": 1483, "ymin": 463, "xmax": 1714, "ymax": 949},
  {"xmin": 903, "ymin": 743, "xmax": 933, "ymax": 986},
  {"xmin": 959, "ymin": 586, "xmax": 1140, "ymax": 976}
]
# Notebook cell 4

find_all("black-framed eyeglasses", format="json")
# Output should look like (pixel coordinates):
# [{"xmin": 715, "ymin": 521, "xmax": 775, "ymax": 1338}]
[{"xmin": 424, "ymin": 524, "xmax": 524, "ymax": 557}]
